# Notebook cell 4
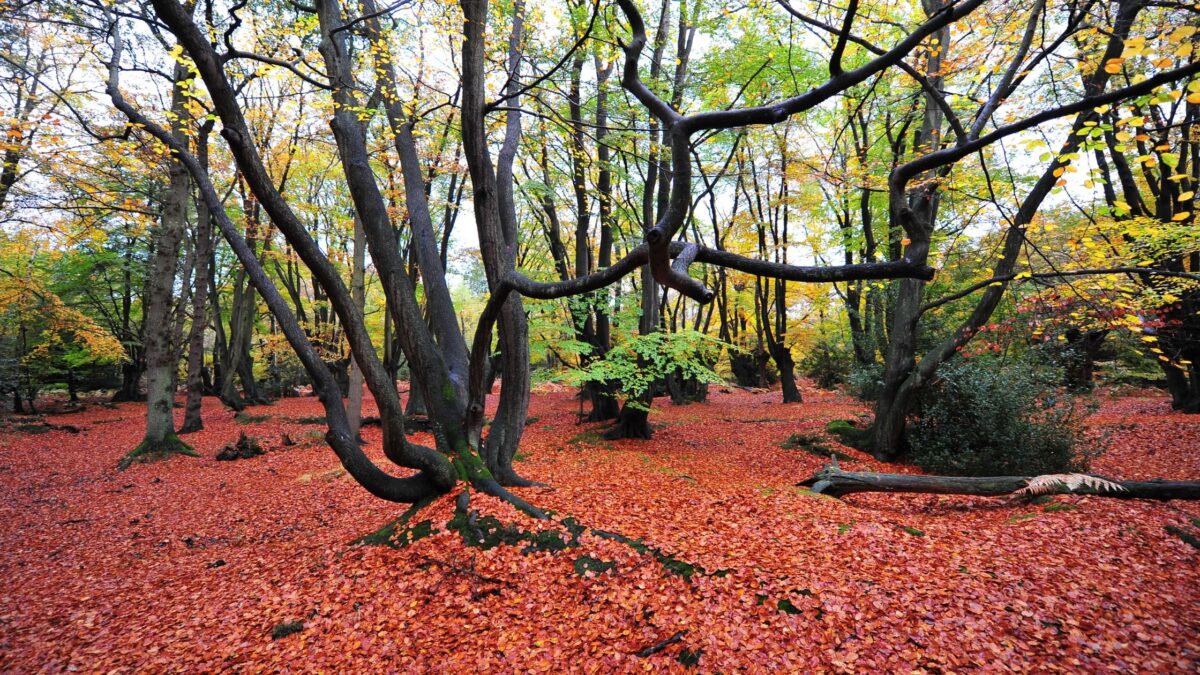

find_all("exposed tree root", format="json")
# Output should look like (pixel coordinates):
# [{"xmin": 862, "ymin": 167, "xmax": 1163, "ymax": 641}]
[
  {"xmin": 117, "ymin": 434, "xmax": 198, "ymax": 470},
  {"xmin": 494, "ymin": 469, "xmax": 549, "ymax": 489},
  {"xmin": 635, "ymin": 630, "xmax": 687, "ymax": 657}
]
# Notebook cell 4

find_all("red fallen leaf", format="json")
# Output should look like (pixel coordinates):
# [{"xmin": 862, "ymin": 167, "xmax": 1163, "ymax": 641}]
[{"xmin": 0, "ymin": 386, "xmax": 1197, "ymax": 671}]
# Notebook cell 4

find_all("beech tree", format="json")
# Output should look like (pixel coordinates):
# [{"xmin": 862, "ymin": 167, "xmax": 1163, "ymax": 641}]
[{"xmin": 89, "ymin": 0, "xmax": 1199, "ymax": 508}]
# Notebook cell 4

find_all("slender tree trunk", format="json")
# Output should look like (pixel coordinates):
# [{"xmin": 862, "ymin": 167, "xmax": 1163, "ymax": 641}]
[
  {"xmin": 348, "ymin": 216, "xmax": 365, "ymax": 441},
  {"xmin": 873, "ymin": 0, "xmax": 950, "ymax": 459},
  {"xmin": 126, "ymin": 63, "xmax": 194, "ymax": 464},
  {"xmin": 179, "ymin": 127, "xmax": 215, "ymax": 433},
  {"xmin": 459, "ymin": 0, "xmax": 537, "ymax": 485}
]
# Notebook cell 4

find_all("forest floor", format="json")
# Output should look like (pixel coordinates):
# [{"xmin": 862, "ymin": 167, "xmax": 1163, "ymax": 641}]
[{"xmin": 1, "ymin": 382, "xmax": 1197, "ymax": 672}]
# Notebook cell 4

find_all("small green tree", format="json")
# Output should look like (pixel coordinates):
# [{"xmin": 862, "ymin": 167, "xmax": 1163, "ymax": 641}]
[{"xmin": 567, "ymin": 330, "xmax": 726, "ymax": 418}]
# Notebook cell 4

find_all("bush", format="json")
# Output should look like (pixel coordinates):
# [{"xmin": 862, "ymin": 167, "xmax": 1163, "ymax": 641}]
[
  {"xmin": 566, "ymin": 330, "xmax": 725, "ymax": 410},
  {"xmin": 847, "ymin": 363, "xmax": 885, "ymax": 402},
  {"xmin": 909, "ymin": 356, "xmax": 1100, "ymax": 476},
  {"xmin": 800, "ymin": 341, "xmax": 852, "ymax": 390}
]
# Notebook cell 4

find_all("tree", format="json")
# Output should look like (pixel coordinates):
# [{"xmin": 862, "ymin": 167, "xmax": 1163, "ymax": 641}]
[
  {"xmin": 121, "ymin": 59, "xmax": 195, "ymax": 467},
  {"xmin": 94, "ymin": 0, "xmax": 1199, "ymax": 510}
]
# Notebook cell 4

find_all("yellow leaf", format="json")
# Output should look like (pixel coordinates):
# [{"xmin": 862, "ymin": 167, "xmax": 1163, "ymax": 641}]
[
  {"xmin": 1171, "ymin": 211, "xmax": 1191, "ymax": 221},
  {"xmin": 1169, "ymin": 26, "xmax": 1197, "ymax": 43}
]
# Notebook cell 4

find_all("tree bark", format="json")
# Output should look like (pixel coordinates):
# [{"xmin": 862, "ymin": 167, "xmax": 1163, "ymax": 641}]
[
  {"xmin": 179, "ymin": 124, "xmax": 215, "ymax": 433},
  {"xmin": 800, "ymin": 465, "xmax": 1200, "ymax": 501},
  {"xmin": 132, "ymin": 61, "xmax": 192, "ymax": 460},
  {"xmin": 872, "ymin": 0, "xmax": 1143, "ymax": 457},
  {"xmin": 459, "ymin": 0, "xmax": 537, "ymax": 485},
  {"xmin": 347, "ymin": 216, "xmax": 365, "ymax": 441}
]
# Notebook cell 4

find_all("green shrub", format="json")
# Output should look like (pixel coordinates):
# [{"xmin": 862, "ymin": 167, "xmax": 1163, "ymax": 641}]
[
  {"xmin": 909, "ymin": 356, "xmax": 1100, "ymax": 476},
  {"xmin": 566, "ymin": 330, "xmax": 725, "ymax": 410},
  {"xmin": 847, "ymin": 363, "xmax": 885, "ymax": 402},
  {"xmin": 800, "ymin": 341, "xmax": 852, "ymax": 390}
]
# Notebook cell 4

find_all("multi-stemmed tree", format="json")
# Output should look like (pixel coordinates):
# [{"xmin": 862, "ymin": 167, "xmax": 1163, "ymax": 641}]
[{"xmin": 96, "ymin": 0, "xmax": 1199, "ymax": 510}]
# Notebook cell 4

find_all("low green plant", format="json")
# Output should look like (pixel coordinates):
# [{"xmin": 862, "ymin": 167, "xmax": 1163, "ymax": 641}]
[
  {"xmin": 800, "ymin": 340, "xmax": 852, "ymax": 390},
  {"xmin": 565, "ymin": 330, "xmax": 726, "ymax": 411},
  {"xmin": 847, "ymin": 362, "xmax": 885, "ymax": 402},
  {"xmin": 909, "ymin": 355, "xmax": 1102, "ymax": 477}
]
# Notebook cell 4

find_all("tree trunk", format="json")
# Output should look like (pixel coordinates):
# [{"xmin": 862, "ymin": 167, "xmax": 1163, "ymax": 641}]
[
  {"xmin": 179, "ymin": 128, "xmax": 215, "ymax": 434},
  {"xmin": 113, "ymin": 355, "xmax": 144, "ymax": 402},
  {"xmin": 125, "ymin": 62, "xmax": 194, "ymax": 465},
  {"xmin": 347, "ymin": 216, "xmax": 365, "ymax": 441},
  {"xmin": 606, "ymin": 403, "xmax": 652, "ymax": 440},
  {"xmin": 872, "ymin": 0, "xmax": 950, "ymax": 459},
  {"xmin": 770, "ymin": 342, "xmax": 802, "ymax": 403},
  {"xmin": 459, "ymin": 0, "xmax": 536, "ymax": 486},
  {"xmin": 1063, "ymin": 328, "xmax": 1107, "ymax": 392},
  {"xmin": 800, "ymin": 465, "xmax": 1200, "ymax": 501}
]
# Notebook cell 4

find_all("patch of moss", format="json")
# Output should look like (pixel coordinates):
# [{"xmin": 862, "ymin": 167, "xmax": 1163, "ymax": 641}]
[
  {"xmin": 1043, "ymin": 502, "xmax": 1077, "ymax": 513},
  {"xmin": 677, "ymin": 647, "xmax": 703, "ymax": 668},
  {"xmin": 899, "ymin": 525, "xmax": 925, "ymax": 537},
  {"xmin": 270, "ymin": 621, "xmax": 304, "ymax": 640},
  {"xmin": 234, "ymin": 412, "xmax": 272, "ymax": 424},
  {"xmin": 1165, "ymin": 525, "xmax": 1200, "ymax": 550},
  {"xmin": 824, "ymin": 419, "xmax": 873, "ymax": 452},
  {"xmin": 590, "ymin": 528, "xmax": 727, "ymax": 580},
  {"xmin": 445, "ymin": 507, "xmax": 580, "ymax": 554},
  {"xmin": 352, "ymin": 497, "xmax": 436, "ymax": 547},
  {"xmin": 777, "ymin": 598, "xmax": 802, "ymax": 615},
  {"xmin": 573, "ymin": 555, "xmax": 616, "ymax": 576},
  {"xmin": 792, "ymin": 486, "xmax": 838, "ymax": 501},
  {"xmin": 780, "ymin": 433, "xmax": 855, "ymax": 461},
  {"xmin": 568, "ymin": 430, "xmax": 614, "ymax": 450},
  {"xmin": 118, "ymin": 433, "xmax": 198, "ymax": 470},
  {"xmin": 296, "ymin": 416, "xmax": 326, "ymax": 425}
]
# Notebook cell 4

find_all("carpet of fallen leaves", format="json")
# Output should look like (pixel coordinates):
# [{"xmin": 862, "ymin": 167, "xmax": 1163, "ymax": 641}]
[{"xmin": 1, "ymin": 383, "xmax": 1197, "ymax": 672}]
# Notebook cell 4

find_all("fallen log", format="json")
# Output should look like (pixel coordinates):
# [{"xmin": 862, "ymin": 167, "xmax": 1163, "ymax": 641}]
[{"xmin": 799, "ymin": 463, "xmax": 1200, "ymax": 500}]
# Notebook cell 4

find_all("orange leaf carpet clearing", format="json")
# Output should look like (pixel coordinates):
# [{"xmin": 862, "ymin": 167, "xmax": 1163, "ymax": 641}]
[{"xmin": 0, "ymin": 383, "xmax": 1197, "ymax": 672}]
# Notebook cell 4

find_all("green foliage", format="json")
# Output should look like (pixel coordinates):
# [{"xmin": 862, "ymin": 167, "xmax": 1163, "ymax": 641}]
[
  {"xmin": 779, "ymin": 433, "xmax": 854, "ymax": 461},
  {"xmin": 909, "ymin": 356, "xmax": 1101, "ymax": 477},
  {"xmin": 566, "ymin": 330, "xmax": 726, "ymax": 410},
  {"xmin": 825, "ymin": 419, "xmax": 872, "ymax": 452},
  {"xmin": 847, "ymin": 363, "xmax": 885, "ymax": 402},
  {"xmin": 799, "ymin": 340, "xmax": 853, "ymax": 390},
  {"xmin": 572, "ymin": 555, "xmax": 616, "ymax": 577}
]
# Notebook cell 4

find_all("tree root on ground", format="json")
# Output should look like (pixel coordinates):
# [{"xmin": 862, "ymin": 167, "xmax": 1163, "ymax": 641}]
[{"xmin": 118, "ymin": 434, "xmax": 198, "ymax": 470}]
